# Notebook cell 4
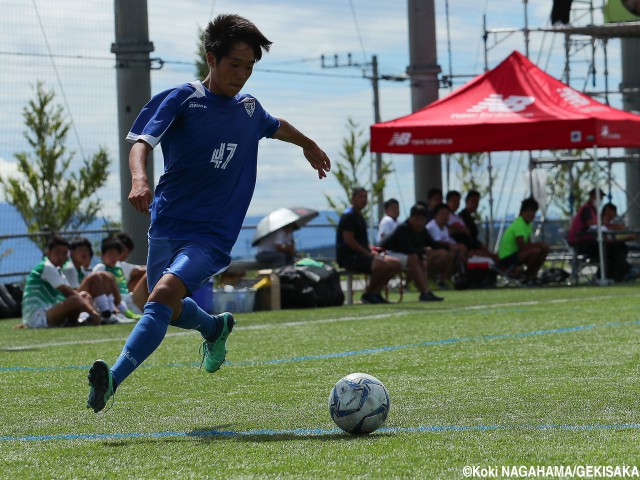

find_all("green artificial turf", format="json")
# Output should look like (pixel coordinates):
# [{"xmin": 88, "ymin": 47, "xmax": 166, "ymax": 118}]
[{"xmin": 1, "ymin": 285, "xmax": 639, "ymax": 478}]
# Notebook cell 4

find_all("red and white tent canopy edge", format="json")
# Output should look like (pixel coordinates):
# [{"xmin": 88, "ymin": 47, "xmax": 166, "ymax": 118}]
[{"xmin": 370, "ymin": 50, "xmax": 640, "ymax": 154}]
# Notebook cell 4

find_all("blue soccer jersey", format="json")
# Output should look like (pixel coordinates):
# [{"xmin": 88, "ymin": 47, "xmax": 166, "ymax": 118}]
[{"xmin": 126, "ymin": 81, "xmax": 280, "ymax": 253}]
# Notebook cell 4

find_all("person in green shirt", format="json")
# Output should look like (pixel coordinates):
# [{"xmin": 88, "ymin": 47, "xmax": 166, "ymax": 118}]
[
  {"xmin": 62, "ymin": 236, "xmax": 125, "ymax": 322},
  {"xmin": 92, "ymin": 237, "xmax": 142, "ymax": 319},
  {"xmin": 22, "ymin": 235, "xmax": 101, "ymax": 328},
  {"xmin": 498, "ymin": 197, "xmax": 550, "ymax": 284}
]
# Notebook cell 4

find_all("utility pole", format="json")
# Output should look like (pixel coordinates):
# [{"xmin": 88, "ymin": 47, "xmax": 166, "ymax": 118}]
[
  {"xmin": 622, "ymin": 38, "xmax": 640, "ymax": 227},
  {"xmin": 321, "ymin": 53, "xmax": 405, "ymax": 220},
  {"xmin": 407, "ymin": 0, "xmax": 442, "ymax": 203},
  {"xmin": 112, "ymin": 0, "xmax": 154, "ymax": 264}
]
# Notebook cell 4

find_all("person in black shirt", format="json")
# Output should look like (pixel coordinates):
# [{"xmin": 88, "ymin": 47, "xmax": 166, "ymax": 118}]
[
  {"xmin": 458, "ymin": 190, "xmax": 498, "ymax": 262},
  {"xmin": 336, "ymin": 187, "xmax": 402, "ymax": 304},
  {"xmin": 382, "ymin": 204, "xmax": 444, "ymax": 302}
]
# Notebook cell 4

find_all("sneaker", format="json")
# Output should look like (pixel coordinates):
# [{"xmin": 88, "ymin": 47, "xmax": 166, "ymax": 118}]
[
  {"xmin": 374, "ymin": 293, "xmax": 390, "ymax": 304},
  {"xmin": 361, "ymin": 292, "xmax": 381, "ymax": 304},
  {"xmin": 419, "ymin": 291, "xmax": 444, "ymax": 302},
  {"xmin": 101, "ymin": 313, "xmax": 120, "ymax": 325},
  {"xmin": 113, "ymin": 312, "xmax": 135, "ymax": 324},
  {"xmin": 437, "ymin": 279, "xmax": 455, "ymax": 290},
  {"xmin": 124, "ymin": 309, "xmax": 142, "ymax": 320},
  {"xmin": 200, "ymin": 312, "xmax": 235, "ymax": 373},
  {"xmin": 87, "ymin": 360, "xmax": 115, "ymax": 413}
]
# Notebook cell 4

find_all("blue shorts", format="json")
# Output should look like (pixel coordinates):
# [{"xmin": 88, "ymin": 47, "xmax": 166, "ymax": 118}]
[{"xmin": 146, "ymin": 235, "xmax": 231, "ymax": 294}]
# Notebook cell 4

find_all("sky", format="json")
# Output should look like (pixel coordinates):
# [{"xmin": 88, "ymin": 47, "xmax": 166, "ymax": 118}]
[{"xmin": 0, "ymin": 0, "xmax": 632, "ymax": 224}]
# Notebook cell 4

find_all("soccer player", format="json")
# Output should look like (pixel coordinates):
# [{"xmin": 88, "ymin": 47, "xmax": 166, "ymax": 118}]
[
  {"xmin": 22, "ymin": 235, "xmax": 101, "ymax": 328},
  {"xmin": 86, "ymin": 14, "xmax": 331, "ymax": 412}
]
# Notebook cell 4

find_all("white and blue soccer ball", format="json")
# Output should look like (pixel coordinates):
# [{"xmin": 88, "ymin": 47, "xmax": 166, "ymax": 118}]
[{"xmin": 328, "ymin": 373, "xmax": 390, "ymax": 434}]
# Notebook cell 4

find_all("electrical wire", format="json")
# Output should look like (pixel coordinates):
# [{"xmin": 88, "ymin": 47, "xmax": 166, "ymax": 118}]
[
  {"xmin": 31, "ymin": 0, "xmax": 86, "ymax": 161},
  {"xmin": 348, "ymin": 0, "xmax": 368, "ymax": 65}
]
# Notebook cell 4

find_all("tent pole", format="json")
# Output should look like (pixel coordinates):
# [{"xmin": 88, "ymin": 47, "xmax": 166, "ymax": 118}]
[
  {"xmin": 487, "ymin": 152, "xmax": 495, "ymax": 248},
  {"xmin": 593, "ymin": 146, "xmax": 609, "ymax": 286}
]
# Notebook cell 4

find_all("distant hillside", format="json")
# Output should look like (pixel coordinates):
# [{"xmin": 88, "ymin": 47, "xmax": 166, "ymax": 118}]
[{"xmin": 0, "ymin": 203, "xmax": 341, "ymax": 279}]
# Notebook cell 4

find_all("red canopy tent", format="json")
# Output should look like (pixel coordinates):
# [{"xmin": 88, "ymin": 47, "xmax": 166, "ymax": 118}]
[
  {"xmin": 370, "ymin": 50, "xmax": 640, "ymax": 285},
  {"xmin": 370, "ymin": 50, "xmax": 640, "ymax": 154}
]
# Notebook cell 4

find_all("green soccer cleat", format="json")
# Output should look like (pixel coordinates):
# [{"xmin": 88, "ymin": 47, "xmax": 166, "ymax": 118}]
[
  {"xmin": 124, "ymin": 309, "xmax": 142, "ymax": 320},
  {"xmin": 200, "ymin": 312, "xmax": 235, "ymax": 373},
  {"xmin": 86, "ymin": 359, "xmax": 115, "ymax": 413}
]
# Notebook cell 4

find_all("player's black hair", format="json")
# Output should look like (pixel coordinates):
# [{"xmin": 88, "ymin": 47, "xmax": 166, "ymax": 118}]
[
  {"xmin": 432, "ymin": 203, "xmax": 451, "ymax": 216},
  {"xmin": 445, "ymin": 190, "xmax": 461, "ymax": 202},
  {"xmin": 47, "ymin": 235, "xmax": 69, "ymax": 251},
  {"xmin": 204, "ymin": 14, "xmax": 272, "ymax": 62},
  {"xmin": 410, "ymin": 203, "xmax": 428, "ymax": 218},
  {"xmin": 101, "ymin": 237, "xmax": 124, "ymax": 255},
  {"xmin": 427, "ymin": 188, "xmax": 442, "ymax": 200},
  {"xmin": 351, "ymin": 186, "xmax": 367, "ymax": 198},
  {"xmin": 520, "ymin": 197, "xmax": 539, "ymax": 213},
  {"xmin": 69, "ymin": 236, "xmax": 93, "ymax": 257},
  {"xmin": 115, "ymin": 232, "xmax": 134, "ymax": 252},
  {"xmin": 465, "ymin": 190, "xmax": 481, "ymax": 202},
  {"xmin": 383, "ymin": 198, "xmax": 399, "ymax": 210}
]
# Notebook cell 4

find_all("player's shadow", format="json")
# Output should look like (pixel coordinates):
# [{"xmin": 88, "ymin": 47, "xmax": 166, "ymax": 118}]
[{"xmin": 187, "ymin": 425, "xmax": 394, "ymax": 443}]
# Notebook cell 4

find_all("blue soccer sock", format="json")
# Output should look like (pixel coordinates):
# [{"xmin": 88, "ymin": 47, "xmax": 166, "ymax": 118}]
[
  {"xmin": 110, "ymin": 302, "xmax": 172, "ymax": 388},
  {"xmin": 172, "ymin": 297, "xmax": 221, "ymax": 341}
]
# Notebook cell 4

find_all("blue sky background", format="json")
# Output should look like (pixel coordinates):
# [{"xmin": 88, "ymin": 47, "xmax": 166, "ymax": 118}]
[{"xmin": 0, "ymin": 0, "xmax": 631, "ymax": 224}]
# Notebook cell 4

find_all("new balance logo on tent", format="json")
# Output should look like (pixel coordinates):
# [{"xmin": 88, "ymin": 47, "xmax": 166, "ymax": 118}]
[
  {"xmin": 388, "ymin": 132, "xmax": 412, "ymax": 146},
  {"xmin": 467, "ymin": 94, "xmax": 535, "ymax": 113},
  {"xmin": 557, "ymin": 87, "xmax": 590, "ymax": 108}
]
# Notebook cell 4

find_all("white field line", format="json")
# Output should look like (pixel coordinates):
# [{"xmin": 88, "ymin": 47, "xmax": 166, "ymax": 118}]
[{"xmin": 2, "ymin": 293, "xmax": 637, "ymax": 351}]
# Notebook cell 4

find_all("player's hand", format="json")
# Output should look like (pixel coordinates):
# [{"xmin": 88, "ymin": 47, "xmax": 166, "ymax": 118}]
[
  {"xmin": 303, "ymin": 145, "xmax": 331, "ymax": 179},
  {"xmin": 128, "ymin": 179, "xmax": 152, "ymax": 214}
]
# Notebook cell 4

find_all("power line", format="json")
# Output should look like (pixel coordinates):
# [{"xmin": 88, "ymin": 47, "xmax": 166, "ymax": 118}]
[
  {"xmin": 31, "ymin": 0, "xmax": 86, "ymax": 162},
  {"xmin": 0, "ymin": 49, "xmax": 373, "ymax": 80},
  {"xmin": 348, "ymin": 0, "xmax": 368, "ymax": 64},
  {"xmin": 0, "ymin": 50, "xmax": 114, "ymax": 62}
]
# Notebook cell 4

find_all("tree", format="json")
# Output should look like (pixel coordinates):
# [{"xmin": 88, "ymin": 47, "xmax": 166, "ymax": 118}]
[
  {"xmin": 0, "ymin": 82, "xmax": 111, "ymax": 248},
  {"xmin": 452, "ymin": 152, "xmax": 496, "ymax": 218},
  {"xmin": 195, "ymin": 26, "xmax": 208, "ymax": 80},
  {"xmin": 324, "ymin": 118, "xmax": 393, "ymax": 225},
  {"xmin": 544, "ymin": 151, "xmax": 609, "ymax": 218}
]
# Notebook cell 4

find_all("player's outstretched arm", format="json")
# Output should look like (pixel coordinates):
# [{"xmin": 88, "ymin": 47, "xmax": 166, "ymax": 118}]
[
  {"xmin": 273, "ymin": 119, "xmax": 331, "ymax": 179},
  {"xmin": 128, "ymin": 140, "xmax": 153, "ymax": 214}
]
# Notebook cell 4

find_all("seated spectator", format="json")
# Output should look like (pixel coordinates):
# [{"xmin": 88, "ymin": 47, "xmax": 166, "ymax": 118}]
[
  {"xmin": 21, "ymin": 235, "xmax": 101, "ymax": 328},
  {"xmin": 425, "ymin": 187, "xmax": 443, "ymax": 222},
  {"xmin": 498, "ymin": 197, "xmax": 550, "ymax": 284},
  {"xmin": 336, "ymin": 187, "xmax": 402, "ymax": 304},
  {"xmin": 601, "ymin": 202, "xmax": 636, "ymax": 280},
  {"xmin": 427, "ymin": 203, "xmax": 468, "ymax": 259},
  {"xmin": 63, "ymin": 236, "xmax": 124, "ymax": 323},
  {"xmin": 601, "ymin": 202, "xmax": 635, "ymax": 241},
  {"xmin": 115, "ymin": 232, "xmax": 147, "ymax": 293},
  {"xmin": 381, "ymin": 203, "xmax": 443, "ymax": 302},
  {"xmin": 426, "ymin": 203, "xmax": 468, "ymax": 288},
  {"xmin": 457, "ymin": 190, "xmax": 499, "ymax": 262},
  {"xmin": 115, "ymin": 231, "xmax": 149, "ymax": 309},
  {"xmin": 568, "ymin": 189, "xmax": 631, "ymax": 282},
  {"xmin": 376, "ymin": 198, "xmax": 400, "ymax": 245},
  {"xmin": 446, "ymin": 190, "xmax": 473, "ymax": 242},
  {"xmin": 255, "ymin": 224, "xmax": 296, "ymax": 267},
  {"xmin": 93, "ymin": 237, "xmax": 144, "ymax": 318}
]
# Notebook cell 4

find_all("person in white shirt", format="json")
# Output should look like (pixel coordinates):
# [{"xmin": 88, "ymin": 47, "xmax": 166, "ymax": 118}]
[
  {"xmin": 376, "ymin": 198, "xmax": 400, "ymax": 245},
  {"xmin": 427, "ymin": 203, "xmax": 468, "ymax": 258},
  {"xmin": 445, "ymin": 191, "xmax": 470, "ymax": 238},
  {"xmin": 255, "ymin": 224, "xmax": 296, "ymax": 267}
]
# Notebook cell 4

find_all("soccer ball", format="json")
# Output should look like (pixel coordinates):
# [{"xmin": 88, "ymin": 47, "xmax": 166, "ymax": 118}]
[{"xmin": 328, "ymin": 373, "xmax": 390, "ymax": 434}]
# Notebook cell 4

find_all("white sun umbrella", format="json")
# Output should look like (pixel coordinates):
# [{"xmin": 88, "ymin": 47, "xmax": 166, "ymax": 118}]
[{"xmin": 251, "ymin": 207, "xmax": 319, "ymax": 247}]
